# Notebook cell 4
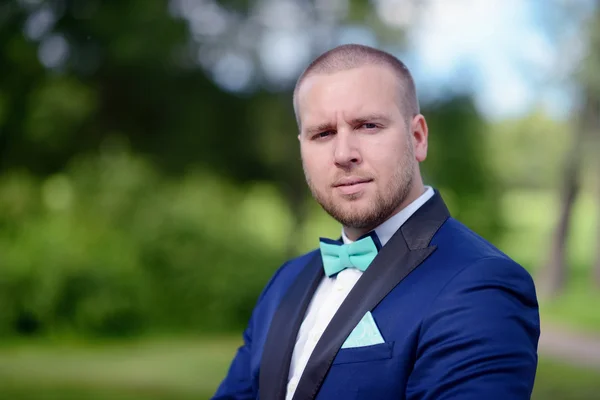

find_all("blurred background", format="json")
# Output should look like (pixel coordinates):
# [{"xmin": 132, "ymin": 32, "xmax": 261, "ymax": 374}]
[{"xmin": 1, "ymin": 0, "xmax": 600, "ymax": 398}]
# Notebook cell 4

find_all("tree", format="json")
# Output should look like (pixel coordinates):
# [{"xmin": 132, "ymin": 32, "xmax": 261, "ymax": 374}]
[
  {"xmin": 421, "ymin": 95, "xmax": 503, "ymax": 243},
  {"xmin": 586, "ymin": 2, "xmax": 600, "ymax": 287},
  {"xmin": 540, "ymin": 92, "xmax": 594, "ymax": 297},
  {"xmin": 539, "ymin": 0, "xmax": 600, "ymax": 298}
]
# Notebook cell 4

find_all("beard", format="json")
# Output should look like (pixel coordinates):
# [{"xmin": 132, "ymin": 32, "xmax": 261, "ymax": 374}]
[{"xmin": 304, "ymin": 144, "xmax": 415, "ymax": 231}]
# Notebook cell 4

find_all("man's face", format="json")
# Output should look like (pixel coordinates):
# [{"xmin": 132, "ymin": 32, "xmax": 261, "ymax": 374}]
[{"xmin": 296, "ymin": 65, "xmax": 427, "ymax": 232}]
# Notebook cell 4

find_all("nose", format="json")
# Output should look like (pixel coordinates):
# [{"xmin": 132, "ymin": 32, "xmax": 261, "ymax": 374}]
[{"xmin": 333, "ymin": 130, "xmax": 361, "ymax": 169}]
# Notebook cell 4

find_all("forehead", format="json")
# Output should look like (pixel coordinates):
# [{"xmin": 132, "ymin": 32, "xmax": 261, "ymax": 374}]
[{"xmin": 296, "ymin": 65, "xmax": 401, "ymax": 126}]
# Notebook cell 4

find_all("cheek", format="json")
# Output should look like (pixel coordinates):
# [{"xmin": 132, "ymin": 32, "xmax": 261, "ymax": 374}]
[
  {"xmin": 302, "ymin": 149, "xmax": 329, "ymax": 183},
  {"xmin": 302, "ymin": 146, "xmax": 329, "ymax": 169},
  {"xmin": 368, "ymin": 144, "xmax": 405, "ymax": 180},
  {"xmin": 367, "ymin": 143, "xmax": 395, "ymax": 166}
]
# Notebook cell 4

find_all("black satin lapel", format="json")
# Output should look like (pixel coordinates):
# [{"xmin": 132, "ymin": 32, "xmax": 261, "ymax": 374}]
[
  {"xmin": 259, "ymin": 252, "xmax": 325, "ymax": 400},
  {"xmin": 292, "ymin": 190, "xmax": 450, "ymax": 400},
  {"xmin": 401, "ymin": 189, "xmax": 450, "ymax": 250},
  {"xmin": 291, "ymin": 240, "xmax": 434, "ymax": 400}
]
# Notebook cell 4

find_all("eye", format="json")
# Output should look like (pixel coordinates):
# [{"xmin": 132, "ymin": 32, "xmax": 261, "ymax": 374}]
[
  {"xmin": 361, "ymin": 123, "xmax": 379, "ymax": 130},
  {"xmin": 313, "ymin": 131, "xmax": 334, "ymax": 140}
]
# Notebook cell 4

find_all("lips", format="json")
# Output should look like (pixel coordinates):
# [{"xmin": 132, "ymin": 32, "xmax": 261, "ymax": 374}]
[
  {"xmin": 333, "ymin": 177, "xmax": 373, "ymax": 187},
  {"xmin": 333, "ymin": 177, "xmax": 373, "ymax": 195}
]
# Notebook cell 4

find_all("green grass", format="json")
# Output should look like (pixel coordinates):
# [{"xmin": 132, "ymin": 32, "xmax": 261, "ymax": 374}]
[
  {"xmin": 0, "ymin": 336, "xmax": 241, "ymax": 400},
  {"xmin": 539, "ymin": 277, "xmax": 600, "ymax": 333},
  {"xmin": 0, "ymin": 337, "xmax": 598, "ymax": 399},
  {"xmin": 534, "ymin": 358, "xmax": 600, "ymax": 400}
]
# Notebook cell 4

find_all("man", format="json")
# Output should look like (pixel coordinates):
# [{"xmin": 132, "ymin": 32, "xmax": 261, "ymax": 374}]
[{"xmin": 213, "ymin": 44, "xmax": 540, "ymax": 400}]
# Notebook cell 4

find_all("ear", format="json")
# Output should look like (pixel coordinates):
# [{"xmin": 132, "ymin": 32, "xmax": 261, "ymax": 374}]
[{"xmin": 411, "ymin": 114, "xmax": 428, "ymax": 162}]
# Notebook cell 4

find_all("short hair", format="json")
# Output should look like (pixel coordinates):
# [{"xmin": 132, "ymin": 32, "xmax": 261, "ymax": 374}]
[{"xmin": 293, "ymin": 44, "xmax": 420, "ymax": 126}]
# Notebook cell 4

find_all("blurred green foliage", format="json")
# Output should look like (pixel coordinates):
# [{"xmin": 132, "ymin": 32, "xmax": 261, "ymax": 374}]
[
  {"xmin": 0, "ymin": 0, "xmax": 593, "ymax": 340},
  {"xmin": 0, "ymin": 143, "xmax": 289, "ymax": 337},
  {"xmin": 0, "ymin": 0, "xmax": 510, "ymax": 338},
  {"xmin": 421, "ymin": 95, "xmax": 503, "ymax": 241}
]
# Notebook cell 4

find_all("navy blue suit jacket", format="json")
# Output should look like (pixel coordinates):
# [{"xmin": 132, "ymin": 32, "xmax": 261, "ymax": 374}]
[{"xmin": 213, "ymin": 190, "xmax": 540, "ymax": 399}]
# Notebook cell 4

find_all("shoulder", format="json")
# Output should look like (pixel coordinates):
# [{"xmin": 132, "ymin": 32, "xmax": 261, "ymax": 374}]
[
  {"xmin": 445, "ymin": 255, "xmax": 537, "ymax": 300},
  {"xmin": 430, "ymin": 217, "xmax": 538, "ymax": 310},
  {"xmin": 420, "ymin": 220, "xmax": 540, "ymax": 342},
  {"xmin": 412, "ymin": 221, "xmax": 540, "ymax": 399},
  {"xmin": 435, "ymin": 217, "xmax": 530, "ymax": 273},
  {"xmin": 254, "ymin": 248, "xmax": 320, "ymax": 305},
  {"xmin": 430, "ymin": 216, "xmax": 537, "ymax": 303},
  {"xmin": 275, "ymin": 248, "xmax": 320, "ymax": 283},
  {"xmin": 435, "ymin": 217, "xmax": 511, "ymax": 259}
]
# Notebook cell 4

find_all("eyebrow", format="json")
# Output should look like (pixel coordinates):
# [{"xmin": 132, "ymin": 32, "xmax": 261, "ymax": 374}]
[
  {"xmin": 304, "ymin": 114, "xmax": 391, "ymax": 136},
  {"xmin": 349, "ymin": 114, "xmax": 391, "ymax": 125},
  {"xmin": 305, "ymin": 122, "xmax": 336, "ymax": 136}
]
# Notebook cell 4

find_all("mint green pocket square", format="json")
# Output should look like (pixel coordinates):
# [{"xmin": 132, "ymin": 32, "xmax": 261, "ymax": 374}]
[{"xmin": 341, "ymin": 311, "xmax": 385, "ymax": 349}]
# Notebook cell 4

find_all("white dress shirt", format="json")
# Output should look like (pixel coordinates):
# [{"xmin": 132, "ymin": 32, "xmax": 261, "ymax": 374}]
[{"xmin": 285, "ymin": 186, "xmax": 435, "ymax": 399}]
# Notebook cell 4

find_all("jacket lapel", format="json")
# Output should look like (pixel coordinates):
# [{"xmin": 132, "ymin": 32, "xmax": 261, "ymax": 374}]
[
  {"xmin": 259, "ymin": 251, "xmax": 325, "ymax": 400},
  {"xmin": 292, "ymin": 190, "xmax": 450, "ymax": 400}
]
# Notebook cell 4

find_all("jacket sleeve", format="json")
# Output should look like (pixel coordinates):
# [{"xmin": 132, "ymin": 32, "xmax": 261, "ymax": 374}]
[
  {"xmin": 211, "ymin": 320, "xmax": 256, "ymax": 399},
  {"xmin": 406, "ymin": 256, "xmax": 540, "ymax": 400},
  {"xmin": 211, "ymin": 262, "xmax": 289, "ymax": 399}
]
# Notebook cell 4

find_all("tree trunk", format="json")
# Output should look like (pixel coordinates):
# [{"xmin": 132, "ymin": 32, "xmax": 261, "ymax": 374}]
[
  {"xmin": 594, "ymin": 171, "xmax": 600, "ymax": 287},
  {"xmin": 540, "ymin": 157, "xmax": 580, "ymax": 298},
  {"xmin": 589, "ymin": 96, "xmax": 600, "ymax": 287},
  {"xmin": 539, "ymin": 93, "xmax": 594, "ymax": 298},
  {"xmin": 588, "ymin": 3, "xmax": 600, "ymax": 287}
]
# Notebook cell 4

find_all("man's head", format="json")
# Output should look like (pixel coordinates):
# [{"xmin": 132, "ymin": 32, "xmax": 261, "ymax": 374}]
[{"xmin": 294, "ymin": 44, "xmax": 428, "ymax": 240}]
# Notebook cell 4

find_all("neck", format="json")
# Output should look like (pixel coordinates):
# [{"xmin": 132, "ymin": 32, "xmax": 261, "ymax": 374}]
[{"xmin": 343, "ymin": 180, "xmax": 426, "ymax": 241}]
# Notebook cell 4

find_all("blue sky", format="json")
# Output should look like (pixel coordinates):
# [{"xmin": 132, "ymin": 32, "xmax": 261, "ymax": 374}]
[
  {"xmin": 289, "ymin": 0, "xmax": 589, "ymax": 121},
  {"xmin": 387, "ymin": 0, "xmax": 586, "ymax": 121},
  {"xmin": 300, "ymin": 0, "xmax": 592, "ymax": 121}
]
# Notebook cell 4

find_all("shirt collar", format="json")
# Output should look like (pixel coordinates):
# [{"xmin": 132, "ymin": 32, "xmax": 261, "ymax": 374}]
[{"xmin": 341, "ymin": 186, "xmax": 435, "ymax": 246}]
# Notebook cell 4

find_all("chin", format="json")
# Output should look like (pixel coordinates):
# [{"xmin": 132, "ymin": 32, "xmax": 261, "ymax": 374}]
[
  {"xmin": 338, "ymin": 201, "xmax": 375, "ymax": 218},
  {"xmin": 336, "ymin": 188, "xmax": 371, "ymax": 201}
]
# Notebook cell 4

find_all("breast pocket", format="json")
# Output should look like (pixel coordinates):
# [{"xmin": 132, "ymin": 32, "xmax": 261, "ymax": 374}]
[{"xmin": 332, "ymin": 341, "xmax": 395, "ymax": 365}]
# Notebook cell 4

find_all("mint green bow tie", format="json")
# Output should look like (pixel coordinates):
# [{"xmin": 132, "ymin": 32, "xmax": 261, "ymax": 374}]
[{"xmin": 319, "ymin": 235, "xmax": 379, "ymax": 277}]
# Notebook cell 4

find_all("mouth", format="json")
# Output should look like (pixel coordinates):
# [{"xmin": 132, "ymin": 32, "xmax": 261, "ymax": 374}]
[{"xmin": 333, "ymin": 178, "xmax": 373, "ymax": 195}]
